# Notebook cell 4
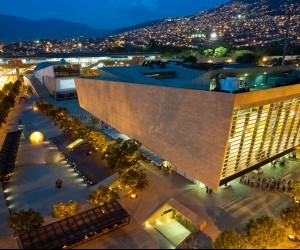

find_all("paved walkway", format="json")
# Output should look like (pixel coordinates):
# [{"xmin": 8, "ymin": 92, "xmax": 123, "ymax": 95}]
[{"xmin": 0, "ymin": 96, "xmax": 299, "ymax": 249}]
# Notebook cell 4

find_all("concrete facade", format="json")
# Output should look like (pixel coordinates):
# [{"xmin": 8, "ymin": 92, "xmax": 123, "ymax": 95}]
[
  {"xmin": 75, "ymin": 77, "xmax": 235, "ymax": 189},
  {"xmin": 74, "ymin": 64, "xmax": 300, "ymax": 189}
]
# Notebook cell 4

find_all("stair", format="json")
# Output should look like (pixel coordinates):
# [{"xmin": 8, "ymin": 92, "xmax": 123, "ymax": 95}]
[{"xmin": 28, "ymin": 77, "xmax": 50, "ymax": 99}]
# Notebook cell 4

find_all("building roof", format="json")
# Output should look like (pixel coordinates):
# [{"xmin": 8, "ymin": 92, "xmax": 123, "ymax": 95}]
[
  {"xmin": 95, "ymin": 62, "xmax": 208, "ymax": 90},
  {"xmin": 33, "ymin": 61, "xmax": 53, "ymax": 71},
  {"xmin": 18, "ymin": 201, "xmax": 129, "ymax": 249},
  {"xmin": 34, "ymin": 60, "xmax": 70, "ymax": 72}
]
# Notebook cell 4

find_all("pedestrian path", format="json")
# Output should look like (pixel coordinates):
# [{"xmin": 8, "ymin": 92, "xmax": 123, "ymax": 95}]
[
  {"xmin": 103, "ymin": 128, "xmax": 165, "ymax": 165},
  {"xmin": 1, "ymin": 96, "xmax": 300, "ymax": 249}
]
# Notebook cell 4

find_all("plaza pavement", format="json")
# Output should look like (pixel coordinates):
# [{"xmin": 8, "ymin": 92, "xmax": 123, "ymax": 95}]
[{"xmin": 0, "ymin": 95, "xmax": 300, "ymax": 249}]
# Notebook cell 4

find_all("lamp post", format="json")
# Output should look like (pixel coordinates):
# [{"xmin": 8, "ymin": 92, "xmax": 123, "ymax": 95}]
[{"xmin": 282, "ymin": 5, "xmax": 295, "ymax": 66}]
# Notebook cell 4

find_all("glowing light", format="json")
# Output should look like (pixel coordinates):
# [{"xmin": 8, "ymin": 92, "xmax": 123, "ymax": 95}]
[
  {"xmin": 130, "ymin": 193, "xmax": 138, "ymax": 199},
  {"xmin": 4, "ymin": 188, "xmax": 10, "ymax": 193},
  {"xmin": 210, "ymin": 32, "xmax": 218, "ymax": 40},
  {"xmin": 156, "ymin": 219, "xmax": 162, "ymax": 225},
  {"xmin": 29, "ymin": 131, "xmax": 44, "ymax": 144},
  {"xmin": 6, "ymin": 196, "xmax": 13, "ymax": 201},
  {"xmin": 244, "ymin": 73, "xmax": 248, "ymax": 76},
  {"xmin": 66, "ymin": 139, "xmax": 83, "ymax": 149},
  {"xmin": 145, "ymin": 221, "xmax": 152, "ymax": 228}
]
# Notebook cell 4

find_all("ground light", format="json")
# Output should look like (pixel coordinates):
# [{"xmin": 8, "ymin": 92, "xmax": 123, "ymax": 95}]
[
  {"xmin": 130, "ymin": 193, "xmax": 138, "ymax": 199},
  {"xmin": 32, "ymin": 103, "xmax": 38, "ymax": 111}
]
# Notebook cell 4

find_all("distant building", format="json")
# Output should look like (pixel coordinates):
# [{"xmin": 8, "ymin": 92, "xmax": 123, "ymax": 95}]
[
  {"xmin": 0, "ymin": 52, "xmax": 161, "ymax": 68},
  {"xmin": 33, "ymin": 60, "xmax": 80, "ymax": 100},
  {"xmin": 75, "ymin": 63, "xmax": 300, "ymax": 190}
]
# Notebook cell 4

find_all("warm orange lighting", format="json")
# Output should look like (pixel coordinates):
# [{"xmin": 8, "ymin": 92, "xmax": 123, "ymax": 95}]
[
  {"xmin": 130, "ymin": 193, "xmax": 138, "ymax": 199},
  {"xmin": 32, "ymin": 103, "xmax": 38, "ymax": 111},
  {"xmin": 29, "ymin": 131, "xmax": 44, "ymax": 144}
]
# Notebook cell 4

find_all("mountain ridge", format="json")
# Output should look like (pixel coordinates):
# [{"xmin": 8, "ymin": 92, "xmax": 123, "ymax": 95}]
[
  {"xmin": 0, "ymin": 0, "xmax": 299, "ymax": 45},
  {"xmin": 0, "ymin": 13, "xmax": 113, "ymax": 42}
]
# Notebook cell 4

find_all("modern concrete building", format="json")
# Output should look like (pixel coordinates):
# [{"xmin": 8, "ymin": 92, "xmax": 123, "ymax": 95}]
[
  {"xmin": 33, "ymin": 61, "xmax": 80, "ymax": 100},
  {"xmin": 75, "ymin": 62, "xmax": 300, "ymax": 190}
]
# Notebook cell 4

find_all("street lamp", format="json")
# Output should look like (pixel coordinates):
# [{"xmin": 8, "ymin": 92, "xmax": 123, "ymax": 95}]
[
  {"xmin": 78, "ymin": 43, "xmax": 82, "ymax": 52},
  {"xmin": 210, "ymin": 32, "xmax": 218, "ymax": 41}
]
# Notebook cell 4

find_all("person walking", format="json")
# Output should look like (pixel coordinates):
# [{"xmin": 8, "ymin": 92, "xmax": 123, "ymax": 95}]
[
  {"xmin": 251, "ymin": 176, "xmax": 255, "ymax": 187},
  {"xmin": 277, "ymin": 178, "xmax": 281, "ymax": 189},
  {"xmin": 257, "ymin": 177, "xmax": 261, "ymax": 188}
]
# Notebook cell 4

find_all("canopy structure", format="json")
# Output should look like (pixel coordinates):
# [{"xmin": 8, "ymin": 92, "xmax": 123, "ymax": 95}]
[
  {"xmin": 18, "ymin": 200, "xmax": 130, "ymax": 249},
  {"xmin": 0, "ymin": 130, "xmax": 22, "ymax": 182},
  {"xmin": 103, "ymin": 128, "xmax": 164, "ymax": 165}
]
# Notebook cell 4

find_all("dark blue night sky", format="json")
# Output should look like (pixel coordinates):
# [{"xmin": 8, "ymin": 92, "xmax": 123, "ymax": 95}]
[{"xmin": 0, "ymin": 0, "xmax": 230, "ymax": 29}]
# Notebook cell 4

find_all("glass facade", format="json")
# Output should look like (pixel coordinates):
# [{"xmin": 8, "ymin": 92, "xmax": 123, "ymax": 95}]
[{"xmin": 221, "ymin": 96, "xmax": 300, "ymax": 180}]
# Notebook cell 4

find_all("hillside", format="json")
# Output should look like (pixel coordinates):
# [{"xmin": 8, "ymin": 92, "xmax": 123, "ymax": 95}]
[
  {"xmin": 0, "ymin": 14, "xmax": 113, "ymax": 42},
  {"xmin": 109, "ymin": 0, "xmax": 300, "ymax": 49}
]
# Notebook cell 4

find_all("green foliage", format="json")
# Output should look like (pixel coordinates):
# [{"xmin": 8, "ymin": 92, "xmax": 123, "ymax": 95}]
[
  {"xmin": 233, "ymin": 50, "xmax": 258, "ymax": 64},
  {"xmin": 203, "ymin": 49, "xmax": 214, "ymax": 57},
  {"xmin": 35, "ymin": 100, "xmax": 108, "ymax": 152},
  {"xmin": 213, "ymin": 229, "xmax": 246, "ymax": 249},
  {"xmin": 87, "ymin": 186, "xmax": 119, "ymax": 206},
  {"xmin": 243, "ymin": 216, "xmax": 285, "ymax": 249},
  {"xmin": 52, "ymin": 200, "xmax": 81, "ymax": 218},
  {"xmin": 103, "ymin": 138, "xmax": 142, "ymax": 174},
  {"xmin": 280, "ymin": 205, "xmax": 300, "ymax": 236},
  {"xmin": 0, "ymin": 80, "xmax": 21, "ymax": 128},
  {"xmin": 214, "ymin": 47, "xmax": 228, "ymax": 58},
  {"xmin": 118, "ymin": 168, "xmax": 148, "ymax": 193},
  {"xmin": 2, "ymin": 82, "xmax": 14, "ymax": 94},
  {"xmin": 7, "ymin": 208, "xmax": 44, "ymax": 235}
]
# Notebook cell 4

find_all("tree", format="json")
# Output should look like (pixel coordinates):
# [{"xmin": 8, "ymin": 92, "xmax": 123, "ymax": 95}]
[
  {"xmin": 280, "ymin": 205, "xmax": 300, "ymax": 236},
  {"xmin": 233, "ymin": 50, "xmax": 257, "ymax": 64},
  {"xmin": 52, "ymin": 200, "xmax": 81, "ymax": 218},
  {"xmin": 103, "ymin": 139, "xmax": 142, "ymax": 174},
  {"xmin": 213, "ymin": 229, "xmax": 246, "ymax": 249},
  {"xmin": 7, "ymin": 209, "xmax": 44, "ymax": 235},
  {"xmin": 87, "ymin": 186, "xmax": 119, "ymax": 206},
  {"xmin": 203, "ymin": 49, "xmax": 214, "ymax": 57},
  {"xmin": 243, "ymin": 216, "xmax": 285, "ymax": 249},
  {"xmin": 118, "ymin": 168, "xmax": 148, "ymax": 194},
  {"xmin": 214, "ymin": 47, "xmax": 228, "ymax": 58}
]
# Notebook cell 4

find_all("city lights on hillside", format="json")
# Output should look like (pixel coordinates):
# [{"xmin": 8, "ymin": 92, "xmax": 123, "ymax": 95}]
[{"xmin": 210, "ymin": 32, "xmax": 218, "ymax": 40}]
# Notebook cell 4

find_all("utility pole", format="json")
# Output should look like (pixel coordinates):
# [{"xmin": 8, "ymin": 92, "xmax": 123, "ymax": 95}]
[{"xmin": 282, "ymin": 5, "xmax": 294, "ymax": 66}]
